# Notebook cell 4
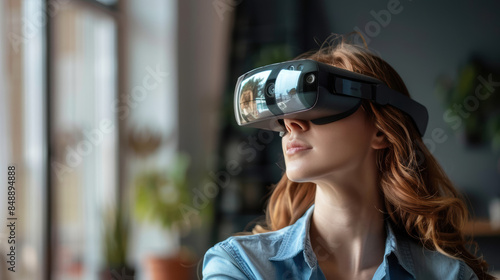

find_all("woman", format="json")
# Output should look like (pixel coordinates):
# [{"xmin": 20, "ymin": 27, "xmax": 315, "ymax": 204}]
[{"xmin": 203, "ymin": 35, "xmax": 494, "ymax": 280}]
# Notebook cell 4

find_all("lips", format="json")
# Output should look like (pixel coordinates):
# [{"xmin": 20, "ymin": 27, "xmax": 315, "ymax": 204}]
[{"xmin": 286, "ymin": 139, "xmax": 312, "ymax": 155}]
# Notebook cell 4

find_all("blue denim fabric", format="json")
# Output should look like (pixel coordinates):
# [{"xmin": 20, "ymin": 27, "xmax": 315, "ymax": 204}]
[{"xmin": 203, "ymin": 205, "xmax": 478, "ymax": 280}]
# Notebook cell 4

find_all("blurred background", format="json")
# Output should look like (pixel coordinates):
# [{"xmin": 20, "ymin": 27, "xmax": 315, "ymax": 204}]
[{"xmin": 1, "ymin": 0, "xmax": 500, "ymax": 279}]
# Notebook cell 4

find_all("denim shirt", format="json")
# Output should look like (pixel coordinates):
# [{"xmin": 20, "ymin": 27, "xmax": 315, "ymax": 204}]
[{"xmin": 203, "ymin": 205, "xmax": 478, "ymax": 280}]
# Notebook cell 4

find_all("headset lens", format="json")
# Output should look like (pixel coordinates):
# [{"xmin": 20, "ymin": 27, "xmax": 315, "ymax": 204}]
[{"xmin": 235, "ymin": 62, "xmax": 318, "ymax": 126}]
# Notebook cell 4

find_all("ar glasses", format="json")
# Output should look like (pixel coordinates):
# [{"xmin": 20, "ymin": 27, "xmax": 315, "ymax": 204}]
[{"xmin": 234, "ymin": 59, "xmax": 428, "ymax": 136}]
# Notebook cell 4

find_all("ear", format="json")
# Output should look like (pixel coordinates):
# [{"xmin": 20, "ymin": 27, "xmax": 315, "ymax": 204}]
[{"xmin": 371, "ymin": 129, "xmax": 389, "ymax": 150}]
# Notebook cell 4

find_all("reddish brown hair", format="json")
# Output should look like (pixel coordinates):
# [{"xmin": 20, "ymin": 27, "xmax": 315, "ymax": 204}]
[{"xmin": 252, "ymin": 35, "xmax": 493, "ymax": 279}]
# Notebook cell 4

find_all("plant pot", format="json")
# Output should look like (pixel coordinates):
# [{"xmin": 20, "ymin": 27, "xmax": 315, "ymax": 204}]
[{"xmin": 146, "ymin": 253, "xmax": 194, "ymax": 280}]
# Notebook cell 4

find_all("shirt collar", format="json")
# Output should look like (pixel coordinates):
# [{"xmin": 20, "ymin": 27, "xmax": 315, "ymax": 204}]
[
  {"xmin": 384, "ymin": 222, "xmax": 416, "ymax": 278},
  {"xmin": 268, "ymin": 204, "xmax": 417, "ymax": 278},
  {"xmin": 268, "ymin": 205, "xmax": 315, "ymax": 267}
]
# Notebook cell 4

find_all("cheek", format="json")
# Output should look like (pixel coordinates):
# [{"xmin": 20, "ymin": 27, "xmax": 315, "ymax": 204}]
[
  {"xmin": 315, "ymin": 135, "xmax": 364, "ymax": 171},
  {"xmin": 317, "ymin": 130, "xmax": 371, "ymax": 158},
  {"xmin": 323, "ymin": 126, "xmax": 375, "ymax": 164}
]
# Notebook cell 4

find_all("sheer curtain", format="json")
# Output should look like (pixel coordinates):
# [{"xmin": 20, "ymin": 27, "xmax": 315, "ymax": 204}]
[
  {"xmin": 51, "ymin": 2, "xmax": 118, "ymax": 279},
  {"xmin": 0, "ymin": 0, "xmax": 47, "ymax": 279}
]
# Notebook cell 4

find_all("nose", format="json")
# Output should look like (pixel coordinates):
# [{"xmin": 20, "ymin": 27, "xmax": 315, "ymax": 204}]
[{"xmin": 283, "ymin": 119, "xmax": 310, "ymax": 134}]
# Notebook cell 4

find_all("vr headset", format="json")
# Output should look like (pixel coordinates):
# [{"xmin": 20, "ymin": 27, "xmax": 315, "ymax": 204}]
[{"xmin": 234, "ymin": 59, "xmax": 428, "ymax": 136}]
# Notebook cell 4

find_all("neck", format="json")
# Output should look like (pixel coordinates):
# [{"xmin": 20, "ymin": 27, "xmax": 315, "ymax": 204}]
[{"xmin": 310, "ymin": 176, "xmax": 386, "ymax": 278}]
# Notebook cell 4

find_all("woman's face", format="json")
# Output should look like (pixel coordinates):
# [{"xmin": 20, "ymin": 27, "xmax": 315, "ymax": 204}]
[{"xmin": 281, "ymin": 107, "xmax": 382, "ymax": 184}]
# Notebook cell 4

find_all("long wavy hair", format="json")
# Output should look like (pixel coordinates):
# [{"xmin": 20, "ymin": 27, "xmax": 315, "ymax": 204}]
[{"xmin": 252, "ymin": 35, "xmax": 494, "ymax": 279}]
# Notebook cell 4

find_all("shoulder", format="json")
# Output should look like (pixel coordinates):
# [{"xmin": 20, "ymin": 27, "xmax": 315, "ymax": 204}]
[
  {"xmin": 212, "ymin": 229, "xmax": 289, "ymax": 263},
  {"xmin": 202, "ymin": 228, "xmax": 291, "ymax": 280},
  {"xmin": 404, "ymin": 238, "xmax": 478, "ymax": 280}
]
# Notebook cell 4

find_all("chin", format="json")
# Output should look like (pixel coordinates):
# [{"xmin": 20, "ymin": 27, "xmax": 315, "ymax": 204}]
[
  {"xmin": 285, "ymin": 164, "xmax": 339, "ymax": 184},
  {"xmin": 286, "ymin": 171, "xmax": 315, "ymax": 183}
]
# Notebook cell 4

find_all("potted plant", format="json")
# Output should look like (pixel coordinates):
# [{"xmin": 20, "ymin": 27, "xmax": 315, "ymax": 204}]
[
  {"xmin": 435, "ymin": 58, "xmax": 500, "ymax": 146},
  {"xmin": 101, "ymin": 204, "xmax": 134, "ymax": 280},
  {"xmin": 133, "ymin": 153, "xmax": 196, "ymax": 280}
]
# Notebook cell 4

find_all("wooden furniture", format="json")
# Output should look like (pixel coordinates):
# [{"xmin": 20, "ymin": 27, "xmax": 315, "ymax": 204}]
[{"xmin": 464, "ymin": 220, "xmax": 500, "ymax": 236}]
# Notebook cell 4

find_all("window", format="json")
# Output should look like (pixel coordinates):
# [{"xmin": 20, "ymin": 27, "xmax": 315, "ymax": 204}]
[
  {"xmin": 1, "ymin": 1, "xmax": 181, "ymax": 279},
  {"xmin": 0, "ymin": 0, "xmax": 48, "ymax": 279},
  {"xmin": 50, "ymin": 1, "xmax": 118, "ymax": 279}
]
